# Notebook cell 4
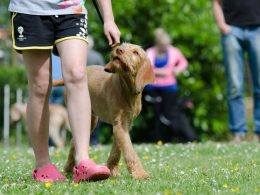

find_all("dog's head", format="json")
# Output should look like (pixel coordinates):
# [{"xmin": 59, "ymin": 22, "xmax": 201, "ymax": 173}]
[{"xmin": 105, "ymin": 43, "xmax": 155, "ymax": 94}]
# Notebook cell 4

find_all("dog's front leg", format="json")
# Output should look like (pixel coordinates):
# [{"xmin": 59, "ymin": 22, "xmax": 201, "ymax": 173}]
[
  {"xmin": 107, "ymin": 138, "xmax": 121, "ymax": 176},
  {"xmin": 64, "ymin": 140, "xmax": 76, "ymax": 173},
  {"xmin": 113, "ymin": 125, "xmax": 150, "ymax": 179}
]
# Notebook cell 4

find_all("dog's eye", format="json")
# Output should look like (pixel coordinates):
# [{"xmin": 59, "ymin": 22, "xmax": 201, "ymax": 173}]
[{"xmin": 133, "ymin": 50, "xmax": 139, "ymax": 55}]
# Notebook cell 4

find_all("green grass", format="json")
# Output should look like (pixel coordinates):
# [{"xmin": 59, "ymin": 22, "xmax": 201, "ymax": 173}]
[{"xmin": 1, "ymin": 142, "xmax": 260, "ymax": 194}]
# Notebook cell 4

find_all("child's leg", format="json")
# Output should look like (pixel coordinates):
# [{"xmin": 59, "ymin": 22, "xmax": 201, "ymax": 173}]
[
  {"xmin": 23, "ymin": 50, "xmax": 52, "ymax": 168},
  {"xmin": 56, "ymin": 39, "xmax": 91, "ymax": 164}
]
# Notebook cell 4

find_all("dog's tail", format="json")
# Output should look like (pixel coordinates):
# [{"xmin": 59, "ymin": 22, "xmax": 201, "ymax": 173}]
[{"xmin": 53, "ymin": 80, "xmax": 64, "ymax": 86}]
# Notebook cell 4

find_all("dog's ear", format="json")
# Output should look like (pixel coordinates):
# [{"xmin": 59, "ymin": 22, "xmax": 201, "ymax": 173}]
[
  {"xmin": 135, "ymin": 58, "xmax": 155, "ymax": 93},
  {"xmin": 104, "ymin": 62, "xmax": 116, "ymax": 73}
]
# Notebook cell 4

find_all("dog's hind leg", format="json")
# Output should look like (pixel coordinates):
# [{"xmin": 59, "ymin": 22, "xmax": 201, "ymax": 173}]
[
  {"xmin": 113, "ymin": 124, "xmax": 150, "ymax": 179},
  {"xmin": 64, "ymin": 140, "xmax": 75, "ymax": 173},
  {"xmin": 107, "ymin": 138, "xmax": 121, "ymax": 176}
]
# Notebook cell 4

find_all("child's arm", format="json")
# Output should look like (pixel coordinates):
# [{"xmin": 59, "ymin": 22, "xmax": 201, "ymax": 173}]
[
  {"xmin": 96, "ymin": 0, "xmax": 121, "ymax": 47},
  {"xmin": 173, "ymin": 49, "xmax": 188, "ymax": 75}
]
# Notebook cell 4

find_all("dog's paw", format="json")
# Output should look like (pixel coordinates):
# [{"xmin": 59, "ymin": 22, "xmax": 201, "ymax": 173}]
[
  {"xmin": 133, "ymin": 171, "xmax": 150, "ymax": 179},
  {"xmin": 109, "ymin": 166, "xmax": 120, "ymax": 176}
]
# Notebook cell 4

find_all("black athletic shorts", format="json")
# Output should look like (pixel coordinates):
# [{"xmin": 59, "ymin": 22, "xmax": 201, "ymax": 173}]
[{"xmin": 11, "ymin": 13, "xmax": 88, "ymax": 55}]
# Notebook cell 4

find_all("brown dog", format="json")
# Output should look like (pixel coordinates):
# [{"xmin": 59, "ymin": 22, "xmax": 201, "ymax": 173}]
[
  {"xmin": 10, "ymin": 102, "xmax": 70, "ymax": 148},
  {"xmin": 54, "ymin": 43, "xmax": 155, "ymax": 179}
]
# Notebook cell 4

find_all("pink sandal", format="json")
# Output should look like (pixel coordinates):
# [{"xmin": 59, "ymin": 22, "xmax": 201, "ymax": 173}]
[
  {"xmin": 73, "ymin": 159, "xmax": 111, "ymax": 183},
  {"xmin": 32, "ymin": 164, "xmax": 66, "ymax": 182}
]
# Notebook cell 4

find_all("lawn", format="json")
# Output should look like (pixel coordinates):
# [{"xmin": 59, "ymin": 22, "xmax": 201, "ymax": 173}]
[{"xmin": 1, "ymin": 142, "xmax": 260, "ymax": 195}]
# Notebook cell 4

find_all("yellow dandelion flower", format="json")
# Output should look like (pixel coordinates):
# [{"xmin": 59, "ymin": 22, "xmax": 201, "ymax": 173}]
[
  {"xmin": 164, "ymin": 189, "xmax": 171, "ymax": 195},
  {"xmin": 55, "ymin": 151, "xmax": 60, "ymax": 158},
  {"xmin": 119, "ymin": 162, "xmax": 123, "ymax": 167},
  {"xmin": 231, "ymin": 187, "xmax": 240, "ymax": 192},
  {"xmin": 234, "ymin": 167, "xmax": 239, "ymax": 172},
  {"xmin": 110, "ymin": 179, "xmax": 115, "ymax": 184},
  {"xmin": 74, "ymin": 183, "xmax": 79, "ymax": 188},
  {"xmin": 223, "ymin": 183, "xmax": 228, "ymax": 188},
  {"xmin": 143, "ymin": 155, "xmax": 149, "ymax": 160},
  {"xmin": 157, "ymin": 140, "xmax": 163, "ymax": 145},
  {"xmin": 44, "ymin": 182, "xmax": 52, "ymax": 188},
  {"xmin": 92, "ymin": 155, "xmax": 98, "ymax": 160}
]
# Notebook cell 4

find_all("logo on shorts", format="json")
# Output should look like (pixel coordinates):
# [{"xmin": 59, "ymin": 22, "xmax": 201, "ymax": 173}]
[
  {"xmin": 17, "ymin": 26, "xmax": 27, "ymax": 41},
  {"xmin": 18, "ymin": 26, "xmax": 24, "ymax": 38}
]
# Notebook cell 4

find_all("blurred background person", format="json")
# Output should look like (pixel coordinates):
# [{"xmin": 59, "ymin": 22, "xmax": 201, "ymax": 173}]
[
  {"xmin": 49, "ymin": 54, "xmax": 65, "ymax": 147},
  {"xmin": 87, "ymin": 35, "xmax": 105, "ymax": 66},
  {"xmin": 145, "ymin": 28, "xmax": 198, "ymax": 143},
  {"xmin": 213, "ymin": 0, "xmax": 260, "ymax": 143},
  {"xmin": 50, "ymin": 55, "xmax": 64, "ymax": 105}
]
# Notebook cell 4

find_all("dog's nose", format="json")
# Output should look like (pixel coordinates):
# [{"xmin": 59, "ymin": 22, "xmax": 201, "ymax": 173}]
[{"xmin": 116, "ymin": 48, "xmax": 124, "ymax": 55}]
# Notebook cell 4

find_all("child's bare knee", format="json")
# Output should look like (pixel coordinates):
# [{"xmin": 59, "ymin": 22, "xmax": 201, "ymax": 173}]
[
  {"xmin": 30, "ymin": 80, "xmax": 50, "ymax": 99},
  {"xmin": 64, "ymin": 66, "xmax": 86, "ymax": 85}
]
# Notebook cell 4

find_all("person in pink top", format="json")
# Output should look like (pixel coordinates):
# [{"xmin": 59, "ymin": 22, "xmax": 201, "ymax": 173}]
[{"xmin": 145, "ymin": 28, "xmax": 197, "ymax": 142}]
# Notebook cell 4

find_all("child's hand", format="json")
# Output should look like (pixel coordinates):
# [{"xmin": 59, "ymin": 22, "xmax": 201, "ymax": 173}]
[
  {"xmin": 104, "ymin": 21, "xmax": 121, "ymax": 47},
  {"xmin": 219, "ymin": 23, "xmax": 231, "ymax": 34}
]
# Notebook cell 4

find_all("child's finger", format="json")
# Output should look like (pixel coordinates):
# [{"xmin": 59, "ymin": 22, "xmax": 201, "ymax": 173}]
[
  {"xmin": 111, "ymin": 32, "xmax": 120, "ymax": 47},
  {"xmin": 105, "ymin": 33, "xmax": 113, "ymax": 46},
  {"xmin": 111, "ymin": 42, "xmax": 120, "ymax": 49}
]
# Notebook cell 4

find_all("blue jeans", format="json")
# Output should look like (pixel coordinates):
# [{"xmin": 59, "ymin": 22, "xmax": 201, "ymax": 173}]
[{"xmin": 221, "ymin": 26, "xmax": 260, "ymax": 134}]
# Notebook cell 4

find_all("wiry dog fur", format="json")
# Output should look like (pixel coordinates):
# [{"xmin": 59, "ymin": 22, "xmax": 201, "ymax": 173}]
[
  {"xmin": 53, "ymin": 43, "xmax": 155, "ymax": 179},
  {"xmin": 10, "ymin": 102, "xmax": 70, "ymax": 148}
]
